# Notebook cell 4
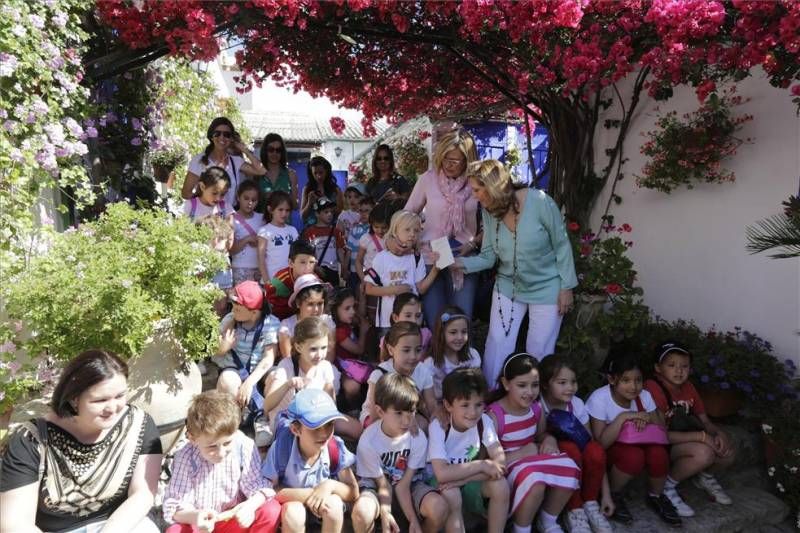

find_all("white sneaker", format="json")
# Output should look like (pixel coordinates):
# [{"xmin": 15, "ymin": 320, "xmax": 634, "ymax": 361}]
[
  {"xmin": 564, "ymin": 508, "xmax": 592, "ymax": 533},
  {"xmin": 582, "ymin": 501, "xmax": 613, "ymax": 533},
  {"xmin": 663, "ymin": 484, "xmax": 695, "ymax": 517},
  {"xmin": 535, "ymin": 515, "xmax": 565, "ymax": 533},
  {"xmin": 693, "ymin": 472, "xmax": 733, "ymax": 505},
  {"xmin": 253, "ymin": 414, "xmax": 272, "ymax": 447}
]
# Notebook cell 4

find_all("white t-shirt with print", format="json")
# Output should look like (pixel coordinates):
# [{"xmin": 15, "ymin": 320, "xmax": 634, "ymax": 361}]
[
  {"xmin": 360, "ymin": 359, "xmax": 433, "ymax": 422},
  {"xmin": 425, "ymin": 347, "xmax": 482, "ymax": 401},
  {"xmin": 365, "ymin": 250, "xmax": 426, "ymax": 328},
  {"xmin": 428, "ymin": 413, "xmax": 499, "ymax": 464},
  {"xmin": 231, "ymin": 213, "xmax": 267, "ymax": 269},
  {"xmin": 188, "ymin": 153, "xmax": 244, "ymax": 208},
  {"xmin": 267, "ymin": 356, "xmax": 335, "ymax": 434},
  {"xmin": 356, "ymin": 420, "xmax": 428, "ymax": 486},
  {"xmin": 585, "ymin": 384, "xmax": 657, "ymax": 424},
  {"xmin": 337, "ymin": 210, "xmax": 360, "ymax": 235},
  {"xmin": 539, "ymin": 395, "xmax": 590, "ymax": 425},
  {"xmin": 257, "ymin": 223, "xmax": 299, "ymax": 278}
]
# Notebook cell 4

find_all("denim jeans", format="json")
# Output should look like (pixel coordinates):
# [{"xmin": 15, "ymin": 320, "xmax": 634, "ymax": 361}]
[{"xmin": 421, "ymin": 265, "xmax": 478, "ymax": 328}]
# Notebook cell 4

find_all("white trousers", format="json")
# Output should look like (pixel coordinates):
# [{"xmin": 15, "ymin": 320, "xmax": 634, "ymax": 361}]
[{"xmin": 483, "ymin": 286, "xmax": 563, "ymax": 388}]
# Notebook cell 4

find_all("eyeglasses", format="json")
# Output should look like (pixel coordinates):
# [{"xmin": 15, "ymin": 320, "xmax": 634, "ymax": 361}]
[
  {"xmin": 267, "ymin": 146, "xmax": 283, "ymax": 153},
  {"xmin": 212, "ymin": 130, "xmax": 233, "ymax": 139},
  {"xmin": 375, "ymin": 156, "xmax": 391, "ymax": 162},
  {"xmin": 443, "ymin": 157, "xmax": 465, "ymax": 166}
]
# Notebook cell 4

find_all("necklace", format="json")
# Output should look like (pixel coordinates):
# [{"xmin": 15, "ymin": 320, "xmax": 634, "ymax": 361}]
[{"xmin": 496, "ymin": 210, "xmax": 519, "ymax": 336}]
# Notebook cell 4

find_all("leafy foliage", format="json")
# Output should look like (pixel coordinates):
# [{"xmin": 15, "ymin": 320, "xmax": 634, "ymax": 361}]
[{"xmin": 746, "ymin": 195, "xmax": 800, "ymax": 258}]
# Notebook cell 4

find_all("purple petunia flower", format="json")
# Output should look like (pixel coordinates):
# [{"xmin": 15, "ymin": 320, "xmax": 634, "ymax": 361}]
[
  {"xmin": 766, "ymin": 393, "xmax": 776, "ymax": 401},
  {"xmin": 130, "ymin": 137, "xmax": 142, "ymax": 146},
  {"xmin": 715, "ymin": 368, "xmax": 726, "ymax": 377},
  {"xmin": 700, "ymin": 375, "xmax": 710, "ymax": 383},
  {"xmin": 719, "ymin": 382, "xmax": 730, "ymax": 390}
]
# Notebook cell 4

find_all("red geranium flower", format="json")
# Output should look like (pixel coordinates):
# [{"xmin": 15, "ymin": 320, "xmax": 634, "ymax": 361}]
[
  {"xmin": 567, "ymin": 221, "xmax": 580, "ymax": 232},
  {"xmin": 605, "ymin": 283, "xmax": 622, "ymax": 295}
]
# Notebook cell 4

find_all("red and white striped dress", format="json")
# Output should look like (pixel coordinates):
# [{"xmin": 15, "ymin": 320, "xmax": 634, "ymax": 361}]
[{"xmin": 488, "ymin": 400, "xmax": 581, "ymax": 514}]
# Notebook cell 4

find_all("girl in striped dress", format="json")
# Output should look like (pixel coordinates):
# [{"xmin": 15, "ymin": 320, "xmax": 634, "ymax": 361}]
[{"xmin": 487, "ymin": 353, "xmax": 581, "ymax": 533}]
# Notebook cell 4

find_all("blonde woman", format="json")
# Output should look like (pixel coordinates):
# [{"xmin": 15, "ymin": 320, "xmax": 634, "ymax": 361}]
[
  {"xmin": 404, "ymin": 129, "xmax": 482, "ymax": 327},
  {"xmin": 453, "ymin": 160, "xmax": 577, "ymax": 387}
]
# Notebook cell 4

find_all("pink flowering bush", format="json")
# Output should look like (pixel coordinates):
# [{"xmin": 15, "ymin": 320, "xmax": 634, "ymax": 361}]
[
  {"xmin": 567, "ymin": 221, "xmax": 641, "ymax": 298},
  {"xmin": 637, "ymin": 89, "xmax": 753, "ymax": 193}
]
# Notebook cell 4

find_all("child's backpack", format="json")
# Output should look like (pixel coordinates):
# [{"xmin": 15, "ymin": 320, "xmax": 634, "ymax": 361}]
[
  {"xmin": 444, "ymin": 417, "xmax": 487, "ymax": 460},
  {"xmin": 270, "ymin": 417, "xmax": 341, "ymax": 482}
]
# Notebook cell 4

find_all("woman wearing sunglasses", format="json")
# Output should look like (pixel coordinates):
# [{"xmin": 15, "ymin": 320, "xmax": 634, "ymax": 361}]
[
  {"xmin": 255, "ymin": 132, "xmax": 299, "ymax": 213},
  {"xmin": 365, "ymin": 144, "xmax": 412, "ymax": 207},
  {"xmin": 181, "ymin": 117, "xmax": 266, "ymax": 208}
]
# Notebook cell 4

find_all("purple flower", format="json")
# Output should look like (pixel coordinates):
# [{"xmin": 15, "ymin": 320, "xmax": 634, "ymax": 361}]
[
  {"xmin": 105, "ymin": 111, "xmax": 118, "ymax": 123},
  {"xmin": 55, "ymin": 147, "xmax": 70, "ymax": 158},
  {"xmin": 708, "ymin": 356, "xmax": 719, "ymax": 367},
  {"xmin": 3, "ymin": 120, "xmax": 16, "ymax": 133},
  {"xmin": 749, "ymin": 369, "xmax": 760, "ymax": 378},
  {"xmin": 131, "ymin": 117, "xmax": 142, "ymax": 130},
  {"xmin": 26, "ymin": 112, "xmax": 37, "ymax": 124},
  {"xmin": 49, "ymin": 57, "xmax": 65, "ymax": 70},
  {"xmin": 715, "ymin": 368, "xmax": 726, "ymax": 377},
  {"xmin": 0, "ymin": 109, "xmax": 6, "ymax": 119},
  {"xmin": 11, "ymin": 25, "xmax": 26, "ymax": 38},
  {"xmin": 52, "ymin": 12, "xmax": 68, "ymax": 27},
  {"xmin": 85, "ymin": 126, "xmax": 98, "ymax": 138},
  {"xmin": 0, "ymin": 53, "xmax": 19, "ymax": 77},
  {"xmin": 766, "ymin": 393, "xmax": 776, "ymax": 401},
  {"xmin": 130, "ymin": 137, "xmax": 142, "ymax": 146},
  {"xmin": 700, "ymin": 375, "xmax": 710, "ymax": 383},
  {"xmin": 719, "ymin": 382, "xmax": 730, "ymax": 389},
  {"xmin": 29, "ymin": 14, "xmax": 45, "ymax": 29},
  {"xmin": 10, "ymin": 148, "xmax": 24, "ymax": 163},
  {"xmin": 32, "ymin": 99, "xmax": 49, "ymax": 115}
]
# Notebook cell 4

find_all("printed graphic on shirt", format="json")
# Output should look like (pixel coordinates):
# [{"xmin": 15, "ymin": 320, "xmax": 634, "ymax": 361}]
[
  {"xmin": 269, "ymin": 233, "xmax": 295, "ymax": 248},
  {"xmin": 380, "ymin": 448, "xmax": 410, "ymax": 484},
  {"xmin": 388, "ymin": 269, "xmax": 409, "ymax": 283}
]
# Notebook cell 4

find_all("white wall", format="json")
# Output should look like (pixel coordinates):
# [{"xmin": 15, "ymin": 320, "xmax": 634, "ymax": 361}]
[{"xmin": 592, "ymin": 71, "xmax": 800, "ymax": 363}]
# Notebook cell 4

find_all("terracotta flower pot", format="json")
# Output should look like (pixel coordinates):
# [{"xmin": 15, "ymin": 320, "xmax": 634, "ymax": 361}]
[{"xmin": 699, "ymin": 386, "xmax": 743, "ymax": 418}]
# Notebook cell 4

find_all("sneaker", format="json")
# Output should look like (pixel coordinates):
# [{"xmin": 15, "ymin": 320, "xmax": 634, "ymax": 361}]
[
  {"xmin": 564, "ymin": 508, "xmax": 592, "ymax": 533},
  {"xmin": 253, "ymin": 414, "xmax": 273, "ymax": 447},
  {"xmin": 663, "ymin": 484, "xmax": 695, "ymax": 517},
  {"xmin": 535, "ymin": 515, "xmax": 565, "ymax": 533},
  {"xmin": 582, "ymin": 501, "xmax": 613, "ymax": 533},
  {"xmin": 693, "ymin": 472, "xmax": 733, "ymax": 505},
  {"xmin": 645, "ymin": 493, "xmax": 682, "ymax": 527},
  {"xmin": 610, "ymin": 492, "xmax": 633, "ymax": 524}
]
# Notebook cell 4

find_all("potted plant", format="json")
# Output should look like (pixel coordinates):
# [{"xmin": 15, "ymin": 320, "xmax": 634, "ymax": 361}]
[
  {"xmin": 762, "ymin": 397, "xmax": 800, "ymax": 524},
  {"xmin": 1, "ymin": 202, "xmax": 227, "ymax": 449},
  {"xmin": 151, "ymin": 138, "xmax": 188, "ymax": 183}
]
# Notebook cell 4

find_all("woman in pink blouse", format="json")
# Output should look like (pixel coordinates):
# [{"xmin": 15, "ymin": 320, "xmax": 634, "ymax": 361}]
[{"xmin": 404, "ymin": 129, "xmax": 482, "ymax": 327}]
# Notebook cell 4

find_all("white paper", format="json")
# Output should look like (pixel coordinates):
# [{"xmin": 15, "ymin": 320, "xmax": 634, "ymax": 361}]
[{"xmin": 430, "ymin": 236, "xmax": 455, "ymax": 270}]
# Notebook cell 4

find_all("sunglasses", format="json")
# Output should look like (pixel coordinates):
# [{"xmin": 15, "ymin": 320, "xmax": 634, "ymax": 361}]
[
  {"xmin": 375, "ymin": 156, "xmax": 391, "ymax": 162},
  {"xmin": 212, "ymin": 130, "xmax": 233, "ymax": 139},
  {"xmin": 267, "ymin": 146, "xmax": 283, "ymax": 153}
]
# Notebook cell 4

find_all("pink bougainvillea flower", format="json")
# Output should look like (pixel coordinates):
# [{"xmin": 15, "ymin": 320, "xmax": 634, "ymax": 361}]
[
  {"xmin": 567, "ymin": 221, "xmax": 580, "ymax": 232},
  {"xmin": 329, "ymin": 116, "xmax": 346, "ymax": 135}
]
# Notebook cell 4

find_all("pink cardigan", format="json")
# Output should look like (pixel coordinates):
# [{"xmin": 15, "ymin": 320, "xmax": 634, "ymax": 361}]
[{"xmin": 404, "ymin": 169, "xmax": 480, "ymax": 248}]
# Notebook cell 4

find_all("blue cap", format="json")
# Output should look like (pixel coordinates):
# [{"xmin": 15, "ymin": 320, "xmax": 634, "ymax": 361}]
[{"xmin": 286, "ymin": 389, "xmax": 346, "ymax": 428}]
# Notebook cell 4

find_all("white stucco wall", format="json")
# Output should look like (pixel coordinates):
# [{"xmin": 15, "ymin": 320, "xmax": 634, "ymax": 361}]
[{"xmin": 592, "ymin": 71, "xmax": 800, "ymax": 363}]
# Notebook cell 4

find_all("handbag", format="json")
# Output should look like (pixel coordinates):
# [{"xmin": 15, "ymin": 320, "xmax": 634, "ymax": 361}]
[
  {"xmin": 545, "ymin": 401, "xmax": 592, "ymax": 451},
  {"xmin": 337, "ymin": 358, "xmax": 374, "ymax": 384},
  {"xmin": 654, "ymin": 379, "xmax": 705, "ymax": 432},
  {"xmin": 616, "ymin": 396, "xmax": 669, "ymax": 445}
]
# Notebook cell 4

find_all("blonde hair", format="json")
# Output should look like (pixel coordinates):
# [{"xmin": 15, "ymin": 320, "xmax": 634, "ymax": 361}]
[
  {"xmin": 186, "ymin": 390, "xmax": 240, "ymax": 439},
  {"xmin": 291, "ymin": 316, "xmax": 330, "ymax": 360},
  {"xmin": 466, "ymin": 159, "xmax": 517, "ymax": 217},
  {"xmin": 386, "ymin": 210, "xmax": 421, "ymax": 250},
  {"xmin": 432, "ymin": 129, "xmax": 478, "ymax": 174},
  {"xmin": 199, "ymin": 215, "xmax": 234, "ymax": 241}
]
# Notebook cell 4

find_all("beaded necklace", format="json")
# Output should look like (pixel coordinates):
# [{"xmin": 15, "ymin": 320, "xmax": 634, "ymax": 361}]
[{"xmin": 496, "ymin": 208, "xmax": 519, "ymax": 336}]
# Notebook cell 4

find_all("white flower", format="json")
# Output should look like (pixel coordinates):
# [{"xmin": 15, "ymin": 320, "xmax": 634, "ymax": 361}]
[
  {"xmin": 776, "ymin": 482, "xmax": 785, "ymax": 493},
  {"xmin": 121, "ymin": 280, "xmax": 133, "ymax": 289},
  {"xmin": 790, "ymin": 467, "xmax": 798, "ymax": 474},
  {"xmin": 146, "ymin": 246, "xmax": 156, "ymax": 254},
  {"xmin": 762, "ymin": 424, "xmax": 773, "ymax": 434},
  {"xmin": 768, "ymin": 467, "xmax": 775, "ymax": 477},
  {"xmin": 11, "ymin": 25, "xmax": 26, "ymax": 38}
]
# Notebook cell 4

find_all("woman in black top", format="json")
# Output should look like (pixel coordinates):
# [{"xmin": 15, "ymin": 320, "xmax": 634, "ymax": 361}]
[
  {"xmin": 0, "ymin": 350, "xmax": 162, "ymax": 533},
  {"xmin": 365, "ymin": 144, "xmax": 412, "ymax": 208}
]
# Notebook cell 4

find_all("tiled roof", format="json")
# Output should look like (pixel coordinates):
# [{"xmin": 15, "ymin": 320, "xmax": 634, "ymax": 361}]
[{"xmin": 242, "ymin": 110, "xmax": 388, "ymax": 143}]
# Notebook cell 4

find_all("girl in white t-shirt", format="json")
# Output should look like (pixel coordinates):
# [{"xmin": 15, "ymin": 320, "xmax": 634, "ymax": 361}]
[
  {"xmin": 356, "ymin": 205, "xmax": 389, "ymax": 323},
  {"xmin": 425, "ymin": 305, "xmax": 481, "ymax": 401},
  {"xmin": 360, "ymin": 321, "xmax": 440, "ymax": 433},
  {"xmin": 230, "ymin": 181, "xmax": 266, "ymax": 284},
  {"xmin": 539, "ymin": 355, "xmax": 614, "ymax": 533},
  {"xmin": 585, "ymin": 351, "xmax": 676, "ymax": 527},
  {"xmin": 257, "ymin": 190, "xmax": 298, "ymax": 281},
  {"xmin": 182, "ymin": 166, "xmax": 233, "ymax": 221},
  {"xmin": 363, "ymin": 210, "xmax": 440, "ymax": 329}
]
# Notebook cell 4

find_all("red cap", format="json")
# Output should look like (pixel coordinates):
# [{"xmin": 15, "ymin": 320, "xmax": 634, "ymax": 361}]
[{"xmin": 230, "ymin": 281, "xmax": 264, "ymax": 310}]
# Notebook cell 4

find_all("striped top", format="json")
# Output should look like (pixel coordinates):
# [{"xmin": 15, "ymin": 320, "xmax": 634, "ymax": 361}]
[{"xmin": 488, "ymin": 401, "xmax": 541, "ymax": 453}]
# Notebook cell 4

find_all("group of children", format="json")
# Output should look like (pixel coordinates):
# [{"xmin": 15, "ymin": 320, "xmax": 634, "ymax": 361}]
[{"xmin": 171, "ymin": 165, "xmax": 737, "ymax": 532}]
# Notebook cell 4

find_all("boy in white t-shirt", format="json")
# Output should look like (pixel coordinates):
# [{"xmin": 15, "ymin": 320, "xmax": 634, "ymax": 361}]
[
  {"xmin": 351, "ymin": 373, "xmax": 449, "ymax": 533},
  {"xmin": 428, "ymin": 368, "xmax": 509, "ymax": 533}
]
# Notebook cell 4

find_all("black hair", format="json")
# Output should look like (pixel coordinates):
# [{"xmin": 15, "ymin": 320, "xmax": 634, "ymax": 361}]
[
  {"xmin": 306, "ymin": 156, "xmax": 338, "ymax": 198},
  {"xmin": 331, "ymin": 288, "xmax": 356, "ymax": 326},
  {"xmin": 289, "ymin": 239, "xmax": 316, "ymax": 260},
  {"xmin": 601, "ymin": 347, "xmax": 644, "ymax": 378},
  {"xmin": 489, "ymin": 352, "xmax": 539, "ymax": 403},
  {"xmin": 294, "ymin": 283, "xmax": 327, "ymax": 310},
  {"xmin": 51, "ymin": 349, "xmax": 128, "ymax": 418},
  {"xmin": 368, "ymin": 201, "xmax": 391, "ymax": 234},
  {"xmin": 538, "ymin": 354, "xmax": 578, "ymax": 393},
  {"xmin": 368, "ymin": 144, "xmax": 396, "ymax": 189},
  {"xmin": 203, "ymin": 117, "xmax": 237, "ymax": 165},
  {"xmin": 442, "ymin": 367, "xmax": 488, "ymax": 405},
  {"xmin": 390, "ymin": 293, "xmax": 422, "ymax": 324},
  {"xmin": 259, "ymin": 132, "xmax": 287, "ymax": 168},
  {"xmin": 195, "ymin": 166, "xmax": 231, "ymax": 198},
  {"xmin": 236, "ymin": 179, "xmax": 260, "ymax": 199}
]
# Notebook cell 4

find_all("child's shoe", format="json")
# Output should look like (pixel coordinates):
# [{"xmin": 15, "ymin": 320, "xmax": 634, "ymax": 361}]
[
  {"xmin": 609, "ymin": 492, "xmax": 633, "ymax": 524},
  {"xmin": 693, "ymin": 472, "xmax": 733, "ymax": 504},
  {"xmin": 534, "ymin": 514, "xmax": 565, "ymax": 533},
  {"xmin": 564, "ymin": 508, "xmax": 592, "ymax": 533},
  {"xmin": 663, "ymin": 482, "xmax": 695, "ymax": 517},
  {"xmin": 253, "ymin": 414, "xmax": 272, "ymax": 447},
  {"xmin": 582, "ymin": 501, "xmax": 613, "ymax": 533},
  {"xmin": 645, "ymin": 493, "xmax": 682, "ymax": 527}
]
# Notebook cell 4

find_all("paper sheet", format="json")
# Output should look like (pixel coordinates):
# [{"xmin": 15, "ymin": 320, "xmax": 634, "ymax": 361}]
[{"xmin": 430, "ymin": 236, "xmax": 455, "ymax": 270}]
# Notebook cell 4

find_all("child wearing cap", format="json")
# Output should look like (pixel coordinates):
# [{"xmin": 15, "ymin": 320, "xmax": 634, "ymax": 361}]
[
  {"xmin": 213, "ymin": 280, "xmax": 280, "ymax": 446},
  {"xmin": 645, "ymin": 341, "xmax": 735, "ymax": 516},
  {"xmin": 352, "ymin": 373, "xmax": 449, "ymax": 533},
  {"xmin": 262, "ymin": 388, "xmax": 359, "ymax": 533},
  {"xmin": 264, "ymin": 239, "xmax": 318, "ymax": 320},
  {"xmin": 277, "ymin": 274, "xmax": 337, "ymax": 360},
  {"xmin": 163, "ymin": 391, "xmax": 281, "ymax": 533},
  {"xmin": 302, "ymin": 197, "xmax": 347, "ymax": 287}
]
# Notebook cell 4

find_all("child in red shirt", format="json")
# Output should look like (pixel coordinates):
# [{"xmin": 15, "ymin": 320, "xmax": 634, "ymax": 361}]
[
  {"xmin": 264, "ymin": 240, "xmax": 317, "ymax": 320},
  {"xmin": 302, "ymin": 197, "xmax": 346, "ymax": 287},
  {"xmin": 645, "ymin": 341, "xmax": 735, "ymax": 517}
]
